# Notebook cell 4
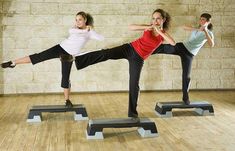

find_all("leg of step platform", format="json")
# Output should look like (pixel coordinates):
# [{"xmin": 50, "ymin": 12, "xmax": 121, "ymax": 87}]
[
  {"xmin": 137, "ymin": 119, "xmax": 158, "ymax": 137},
  {"xmin": 74, "ymin": 107, "xmax": 89, "ymax": 121},
  {"xmin": 27, "ymin": 110, "xmax": 42, "ymax": 123},
  {"xmin": 86, "ymin": 120, "xmax": 104, "ymax": 139},
  {"xmin": 155, "ymin": 102, "xmax": 173, "ymax": 118},
  {"xmin": 195, "ymin": 107, "xmax": 214, "ymax": 116}
]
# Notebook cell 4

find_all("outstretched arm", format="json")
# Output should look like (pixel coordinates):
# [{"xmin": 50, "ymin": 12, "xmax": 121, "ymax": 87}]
[
  {"xmin": 89, "ymin": 30, "xmax": 104, "ymax": 41},
  {"xmin": 183, "ymin": 25, "xmax": 197, "ymax": 31},
  {"xmin": 128, "ymin": 24, "xmax": 153, "ymax": 31}
]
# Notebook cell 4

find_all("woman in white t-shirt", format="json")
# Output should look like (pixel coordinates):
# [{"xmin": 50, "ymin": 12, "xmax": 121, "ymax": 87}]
[
  {"xmin": 1, "ymin": 12, "xmax": 104, "ymax": 107},
  {"xmin": 152, "ymin": 13, "xmax": 214, "ymax": 105}
]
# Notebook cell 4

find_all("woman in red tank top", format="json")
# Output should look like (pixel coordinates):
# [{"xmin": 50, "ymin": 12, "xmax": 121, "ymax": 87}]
[{"xmin": 74, "ymin": 9, "xmax": 175, "ymax": 118}]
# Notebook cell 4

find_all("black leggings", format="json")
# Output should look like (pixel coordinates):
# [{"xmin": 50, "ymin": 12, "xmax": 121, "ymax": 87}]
[
  {"xmin": 29, "ymin": 44, "xmax": 73, "ymax": 88},
  {"xmin": 152, "ymin": 43, "xmax": 194, "ymax": 101},
  {"xmin": 75, "ymin": 43, "xmax": 144, "ymax": 117}
]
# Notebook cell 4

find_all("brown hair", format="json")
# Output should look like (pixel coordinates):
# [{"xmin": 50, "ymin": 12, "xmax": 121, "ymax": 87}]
[
  {"xmin": 76, "ymin": 11, "xmax": 94, "ymax": 27},
  {"xmin": 152, "ymin": 9, "xmax": 171, "ymax": 31}
]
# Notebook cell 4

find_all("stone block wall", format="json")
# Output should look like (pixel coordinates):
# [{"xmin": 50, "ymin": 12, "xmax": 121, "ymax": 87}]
[{"xmin": 0, "ymin": 0, "xmax": 234, "ymax": 94}]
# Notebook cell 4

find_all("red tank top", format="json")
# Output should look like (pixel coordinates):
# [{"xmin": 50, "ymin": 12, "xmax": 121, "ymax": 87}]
[{"xmin": 131, "ymin": 30, "xmax": 164, "ymax": 60}]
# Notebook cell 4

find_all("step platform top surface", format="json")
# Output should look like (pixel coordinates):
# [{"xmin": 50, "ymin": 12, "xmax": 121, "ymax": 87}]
[
  {"xmin": 30, "ymin": 104, "xmax": 84, "ymax": 110},
  {"xmin": 89, "ymin": 118, "xmax": 152, "ymax": 126},
  {"xmin": 157, "ymin": 101, "xmax": 212, "ymax": 108}
]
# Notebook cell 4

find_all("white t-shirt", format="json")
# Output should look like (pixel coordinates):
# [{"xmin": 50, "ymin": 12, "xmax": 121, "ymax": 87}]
[
  {"xmin": 60, "ymin": 28, "xmax": 104, "ymax": 56},
  {"xmin": 183, "ymin": 29, "xmax": 214, "ymax": 56}
]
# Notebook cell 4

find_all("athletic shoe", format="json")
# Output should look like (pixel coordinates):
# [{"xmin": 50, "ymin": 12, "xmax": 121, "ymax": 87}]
[
  {"xmin": 1, "ymin": 61, "xmax": 16, "ymax": 68},
  {"xmin": 183, "ymin": 99, "xmax": 190, "ymax": 105},
  {"xmin": 65, "ymin": 99, "xmax": 73, "ymax": 108}
]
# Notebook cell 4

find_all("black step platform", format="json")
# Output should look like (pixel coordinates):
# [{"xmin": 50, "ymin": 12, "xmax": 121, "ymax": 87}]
[
  {"xmin": 27, "ymin": 104, "xmax": 88, "ymax": 122},
  {"xmin": 86, "ymin": 118, "xmax": 158, "ymax": 139},
  {"xmin": 155, "ymin": 101, "xmax": 214, "ymax": 118}
]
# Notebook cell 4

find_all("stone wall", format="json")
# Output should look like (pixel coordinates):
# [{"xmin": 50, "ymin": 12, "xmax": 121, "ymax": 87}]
[{"xmin": 0, "ymin": 0, "xmax": 234, "ymax": 94}]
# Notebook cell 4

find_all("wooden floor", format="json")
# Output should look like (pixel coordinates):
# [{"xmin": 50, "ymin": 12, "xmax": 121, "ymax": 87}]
[{"xmin": 0, "ymin": 90, "xmax": 235, "ymax": 151}]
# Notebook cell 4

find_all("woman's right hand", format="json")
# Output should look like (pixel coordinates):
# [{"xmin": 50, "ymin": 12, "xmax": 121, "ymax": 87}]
[
  {"xmin": 199, "ymin": 22, "xmax": 210, "ymax": 31},
  {"xmin": 152, "ymin": 24, "xmax": 162, "ymax": 32},
  {"xmin": 86, "ymin": 25, "xmax": 93, "ymax": 31}
]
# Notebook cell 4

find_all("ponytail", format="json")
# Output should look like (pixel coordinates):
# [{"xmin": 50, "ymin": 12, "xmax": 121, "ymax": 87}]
[{"xmin": 207, "ymin": 23, "xmax": 213, "ymax": 30}]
